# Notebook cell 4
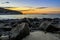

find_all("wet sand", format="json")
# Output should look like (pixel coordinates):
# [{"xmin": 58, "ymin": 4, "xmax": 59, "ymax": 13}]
[{"xmin": 23, "ymin": 31, "xmax": 60, "ymax": 40}]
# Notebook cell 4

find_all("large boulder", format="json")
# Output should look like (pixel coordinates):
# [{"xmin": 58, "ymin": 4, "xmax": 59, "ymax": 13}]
[
  {"xmin": 10, "ymin": 23, "xmax": 30, "ymax": 40},
  {"xmin": 0, "ymin": 20, "xmax": 30, "ymax": 40}
]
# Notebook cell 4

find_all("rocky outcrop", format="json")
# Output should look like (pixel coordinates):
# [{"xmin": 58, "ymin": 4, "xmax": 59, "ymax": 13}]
[
  {"xmin": 0, "ymin": 7, "xmax": 22, "ymax": 15},
  {"xmin": 0, "ymin": 18, "xmax": 60, "ymax": 40}
]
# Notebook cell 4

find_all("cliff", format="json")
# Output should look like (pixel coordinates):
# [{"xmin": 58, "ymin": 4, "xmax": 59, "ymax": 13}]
[{"xmin": 0, "ymin": 7, "xmax": 22, "ymax": 15}]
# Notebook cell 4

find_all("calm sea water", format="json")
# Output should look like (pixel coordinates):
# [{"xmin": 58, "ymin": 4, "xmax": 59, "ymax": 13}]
[{"xmin": 0, "ymin": 14, "xmax": 60, "ymax": 19}]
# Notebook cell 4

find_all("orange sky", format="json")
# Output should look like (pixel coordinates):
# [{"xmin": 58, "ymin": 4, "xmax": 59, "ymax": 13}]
[{"xmin": 5, "ymin": 7, "xmax": 60, "ymax": 14}]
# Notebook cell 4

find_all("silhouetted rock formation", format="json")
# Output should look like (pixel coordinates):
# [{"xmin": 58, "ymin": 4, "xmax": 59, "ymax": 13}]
[{"xmin": 0, "ymin": 7, "xmax": 22, "ymax": 15}]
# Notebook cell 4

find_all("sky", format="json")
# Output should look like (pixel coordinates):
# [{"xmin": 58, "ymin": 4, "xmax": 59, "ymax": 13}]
[
  {"xmin": 0, "ymin": 0, "xmax": 60, "ymax": 7},
  {"xmin": 0, "ymin": 0, "xmax": 60, "ymax": 14}
]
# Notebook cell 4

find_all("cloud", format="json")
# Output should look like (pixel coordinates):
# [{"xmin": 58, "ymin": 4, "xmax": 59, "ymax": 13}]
[
  {"xmin": 23, "ymin": 6, "xmax": 33, "ymax": 8},
  {"xmin": 50, "ymin": 11, "xmax": 60, "ymax": 13},
  {"xmin": 21, "ymin": 8, "xmax": 35, "ymax": 11},
  {"xmin": 20, "ymin": 10, "xmax": 30, "ymax": 11},
  {"xmin": 21, "ymin": 7, "xmax": 48, "ymax": 11},
  {"xmin": 36, "ymin": 7, "xmax": 48, "ymax": 9}
]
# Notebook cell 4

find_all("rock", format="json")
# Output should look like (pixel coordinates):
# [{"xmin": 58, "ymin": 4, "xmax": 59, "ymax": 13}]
[
  {"xmin": 0, "ymin": 20, "xmax": 30, "ymax": 40},
  {"xmin": 45, "ymin": 25, "xmax": 60, "ymax": 33},
  {"xmin": 10, "ymin": 23, "xmax": 30, "ymax": 40}
]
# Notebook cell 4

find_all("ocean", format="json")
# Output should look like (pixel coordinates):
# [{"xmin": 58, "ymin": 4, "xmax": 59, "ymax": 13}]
[{"xmin": 0, "ymin": 14, "xmax": 60, "ymax": 19}]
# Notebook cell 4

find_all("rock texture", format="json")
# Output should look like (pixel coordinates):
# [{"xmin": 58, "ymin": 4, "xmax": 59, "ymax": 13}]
[
  {"xmin": 0, "ymin": 20, "xmax": 30, "ymax": 40},
  {"xmin": 11, "ymin": 23, "xmax": 30, "ymax": 40}
]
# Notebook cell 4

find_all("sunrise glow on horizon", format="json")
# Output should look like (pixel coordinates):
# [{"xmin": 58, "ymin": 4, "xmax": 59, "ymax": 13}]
[
  {"xmin": 5, "ymin": 7, "xmax": 60, "ymax": 14},
  {"xmin": 0, "ymin": 0, "xmax": 60, "ymax": 14}
]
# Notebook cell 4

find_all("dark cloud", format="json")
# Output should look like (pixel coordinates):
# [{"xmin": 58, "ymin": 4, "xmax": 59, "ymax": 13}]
[
  {"xmin": 21, "ymin": 9, "xmax": 34, "ymax": 11},
  {"xmin": 1, "ymin": 2, "xmax": 10, "ymax": 4},
  {"xmin": 36, "ymin": 7, "xmax": 48, "ymax": 9},
  {"xmin": 21, "ymin": 8, "xmax": 35, "ymax": 11},
  {"xmin": 4, "ymin": 7, "xmax": 17, "ymax": 8},
  {"xmin": 21, "ymin": 10, "xmax": 30, "ymax": 11}
]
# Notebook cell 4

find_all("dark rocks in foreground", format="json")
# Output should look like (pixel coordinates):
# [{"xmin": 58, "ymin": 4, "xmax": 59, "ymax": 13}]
[
  {"xmin": 11, "ymin": 23, "xmax": 30, "ymax": 40},
  {"xmin": 0, "ymin": 18, "xmax": 60, "ymax": 32},
  {"xmin": 0, "ymin": 18, "xmax": 60, "ymax": 40},
  {"xmin": 0, "ymin": 21, "xmax": 30, "ymax": 40}
]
